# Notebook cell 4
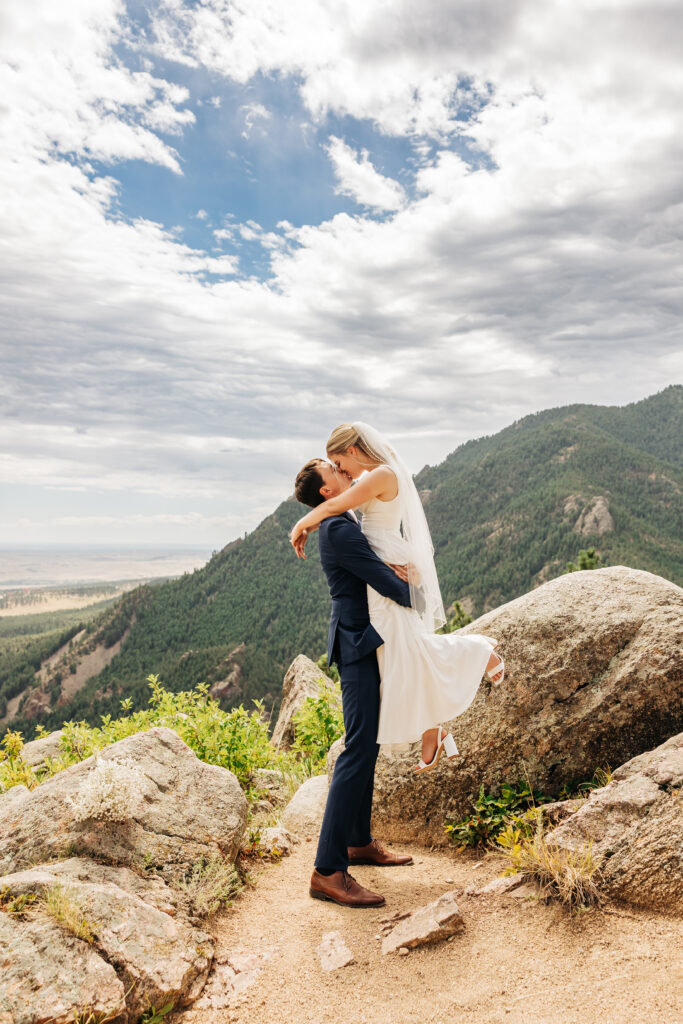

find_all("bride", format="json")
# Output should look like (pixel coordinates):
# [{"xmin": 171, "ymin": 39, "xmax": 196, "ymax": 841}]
[{"xmin": 290, "ymin": 422, "xmax": 504, "ymax": 772}]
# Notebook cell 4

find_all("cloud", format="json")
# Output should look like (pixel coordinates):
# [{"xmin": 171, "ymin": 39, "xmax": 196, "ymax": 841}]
[
  {"xmin": 1, "ymin": 0, "xmax": 681, "ymax": 546},
  {"xmin": 241, "ymin": 101, "xmax": 272, "ymax": 138},
  {"xmin": 326, "ymin": 137, "xmax": 405, "ymax": 211}
]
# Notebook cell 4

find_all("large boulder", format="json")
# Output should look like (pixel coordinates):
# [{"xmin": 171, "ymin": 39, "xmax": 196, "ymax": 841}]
[
  {"xmin": 549, "ymin": 732, "xmax": 683, "ymax": 911},
  {"xmin": 0, "ymin": 726, "xmax": 248, "ymax": 880},
  {"xmin": 0, "ymin": 913, "xmax": 126, "ymax": 1024},
  {"xmin": 331, "ymin": 567, "xmax": 683, "ymax": 844},
  {"xmin": 281, "ymin": 774, "xmax": 329, "ymax": 837},
  {"xmin": 0, "ymin": 860, "xmax": 213, "ymax": 1021},
  {"xmin": 271, "ymin": 654, "xmax": 325, "ymax": 749}
]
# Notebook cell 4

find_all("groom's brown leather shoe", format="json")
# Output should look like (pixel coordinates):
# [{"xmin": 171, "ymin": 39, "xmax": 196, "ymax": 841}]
[
  {"xmin": 347, "ymin": 838, "xmax": 414, "ymax": 866},
  {"xmin": 309, "ymin": 869, "xmax": 386, "ymax": 907}
]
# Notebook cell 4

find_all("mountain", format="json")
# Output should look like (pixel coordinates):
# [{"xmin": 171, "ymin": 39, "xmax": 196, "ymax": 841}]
[{"xmin": 3, "ymin": 385, "xmax": 682, "ymax": 738}]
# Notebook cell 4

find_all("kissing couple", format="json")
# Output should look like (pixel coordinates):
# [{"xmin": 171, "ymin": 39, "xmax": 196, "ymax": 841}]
[{"xmin": 291, "ymin": 422, "xmax": 505, "ymax": 908}]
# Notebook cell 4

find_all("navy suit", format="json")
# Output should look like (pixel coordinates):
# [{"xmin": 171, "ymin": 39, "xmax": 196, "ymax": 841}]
[{"xmin": 314, "ymin": 511, "xmax": 411, "ymax": 872}]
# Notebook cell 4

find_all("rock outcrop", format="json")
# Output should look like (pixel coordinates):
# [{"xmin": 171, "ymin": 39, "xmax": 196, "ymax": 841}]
[
  {"xmin": 19, "ymin": 728, "xmax": 65, "ymax": 769},
  {"xmin": 0, "ymin": 726, "xmax": 248, "ymax": 879},
  {"xmin": 550, "ymin": 732, "xmax": 683, "ymax": 911},
  {"xmin": 0, "ymin": 727, "xmax": 252, "ymax": 1021},
  {"xmin": 329, "ymin": 567, "xmax": 683, "ymax": 844},
  {"xmin": 574, "ymin": 495, "xmax": 615, "ymax": 536},
  {"xmin": 0, "ymin": 860, "xmax": 213, "ymax": 1020},
  {"xmin": 271, "ymin": 654, "xmax": 325, "ymax": 749},
  {"xmin": 0, "ymin": 913, "xmax": 126, "ymax": 1024}
]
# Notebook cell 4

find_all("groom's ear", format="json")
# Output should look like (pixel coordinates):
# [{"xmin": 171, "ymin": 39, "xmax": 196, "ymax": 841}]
[{"xmin": 295, "ymin": 459, "xmax": 326, "ymax": 507}]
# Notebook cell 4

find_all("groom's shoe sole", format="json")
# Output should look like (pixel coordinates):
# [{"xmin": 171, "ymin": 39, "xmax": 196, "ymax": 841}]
[{"xmin": 346, "ymin": 858, "xmax": 411, "ymax": 866}]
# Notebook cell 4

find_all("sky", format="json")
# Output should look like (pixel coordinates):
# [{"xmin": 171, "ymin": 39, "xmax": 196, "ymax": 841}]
[{"xmin": 1, "ymin": 0, "xmax": 682, "ymax": 548}]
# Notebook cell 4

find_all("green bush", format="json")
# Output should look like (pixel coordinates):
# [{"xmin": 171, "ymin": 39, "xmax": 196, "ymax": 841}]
[
  {"xmin": 2, "ymin": 675, "xmax": 299, "ymax": 801},
  {"xmin": 291, "ymin": 677, "xmax": 345, "ymax": 772},
  {"xmin": 444, "ymin": 769, "xmax": 612, "ymax": 850},
  {"xmin": 444, "ymin": 781, "xmax": 551, "ymax": 849}
]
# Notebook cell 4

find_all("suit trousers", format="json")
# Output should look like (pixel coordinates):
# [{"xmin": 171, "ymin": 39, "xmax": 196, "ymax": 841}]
[{"xmin": 314, "ymin": 649, "xmax": 381, "ymax": 872}]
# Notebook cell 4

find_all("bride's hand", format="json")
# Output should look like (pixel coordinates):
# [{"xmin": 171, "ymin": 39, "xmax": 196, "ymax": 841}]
[
  {"xmin": 406, "ymin": 562, "xmax": 422, "ymax": 585},
  {"xmin": 388, "ymin": 563, "xmax": 410, "ymax": 582},
  {"xmin": 388, "ymin": 562, "xmax": 422, "ymax": 585},
  {"xmin": 290, "ymin": 518, "xmax": 316, "ymax": 558}
]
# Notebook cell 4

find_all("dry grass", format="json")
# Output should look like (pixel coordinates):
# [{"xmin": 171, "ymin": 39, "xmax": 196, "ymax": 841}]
[
  {"xmin": 42, "ymin": 883, "xmax": 97, "ymax": 942},
  {"xmin": 178, "ymin": 856, "xmax": 242, "ymax": 917},
  {"xmin": 497, "ymin": 816, "xmax": 603, "ymax": 910}
]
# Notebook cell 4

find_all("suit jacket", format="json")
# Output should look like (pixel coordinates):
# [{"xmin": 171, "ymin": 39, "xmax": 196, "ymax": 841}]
[{"xmin": 318, "ymin": 511, "xmax": 411, "ymax": 666}]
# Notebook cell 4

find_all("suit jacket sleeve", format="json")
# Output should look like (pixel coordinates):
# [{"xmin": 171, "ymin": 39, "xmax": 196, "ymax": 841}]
[{"xmin": 326, "ymin": 518, "xmax": 411, "ymax": 606}]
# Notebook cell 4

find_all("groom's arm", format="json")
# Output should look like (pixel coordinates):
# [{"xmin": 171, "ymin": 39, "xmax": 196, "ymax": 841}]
[{"xmin": 325, "ymin": 518, "xmax": 411, "ymax": 607}]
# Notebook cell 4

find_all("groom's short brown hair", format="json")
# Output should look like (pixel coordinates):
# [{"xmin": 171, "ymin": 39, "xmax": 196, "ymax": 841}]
[{"xmin": 295, "ymin": 459, "xmax": 325, "ymax": 508}]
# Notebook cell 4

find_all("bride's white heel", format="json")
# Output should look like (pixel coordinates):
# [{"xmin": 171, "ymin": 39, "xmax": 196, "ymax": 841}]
[
  {"xmin": 487, "ymin": 653, "xmax": 505, "ymax": 687},
  {"xmin": 414, "ymin": 726, "xmax": 459, "ymax": 773}
]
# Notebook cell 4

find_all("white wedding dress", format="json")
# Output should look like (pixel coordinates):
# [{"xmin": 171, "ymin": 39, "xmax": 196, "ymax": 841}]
[{"xmin": 359, "ymin": 492, "xmax": 498, "ymax": 746}]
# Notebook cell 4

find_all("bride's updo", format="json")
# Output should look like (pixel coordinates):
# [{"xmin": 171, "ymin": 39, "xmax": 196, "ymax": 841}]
[{"xmin": 326, "ymin": 423, "xmax": 386, "ymax": 463}]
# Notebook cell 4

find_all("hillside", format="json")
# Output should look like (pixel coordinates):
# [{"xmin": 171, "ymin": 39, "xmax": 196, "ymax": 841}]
[{"xmin": 3, "ymin": 385, "xmax": 682, "ymax": 738}]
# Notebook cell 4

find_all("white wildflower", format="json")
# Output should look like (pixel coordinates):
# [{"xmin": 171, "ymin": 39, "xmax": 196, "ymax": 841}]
[{"xmin": 71, "ymin": 757, "xmax": 142, "ymax": 823}]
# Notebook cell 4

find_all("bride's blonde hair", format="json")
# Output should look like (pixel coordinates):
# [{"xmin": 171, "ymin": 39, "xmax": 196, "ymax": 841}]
[{"xmin": 326, "ymin": 423, "xmax": 385, "ymax": 464}]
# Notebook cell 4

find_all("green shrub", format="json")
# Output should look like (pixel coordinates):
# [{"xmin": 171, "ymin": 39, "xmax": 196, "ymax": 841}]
[
  {"xmin": 316, "ymin": 652, "xmax": 340, "ymax": 683},
  {"xmin": 0, "ymin": 730, "xmax": 39, "ymax": 792},
  {"xmin": 3, "ymin": 676, "xmax": 298, "ymax": 800},
  {"xmin": 563, "ymin": 547, "xmax": 605, "ymax": 573},
  {"xmin": 444, "ymin": 781, "xmax": 551, "ymax": 849},
  {"xmin": 291, "ymin": 677, "xmax": 344, "ymax": 771},
  {"xmin": 438, "ymin": 600, "xmax": 473, "ymax": 633},
  {"xmin": 445, "ymin": 768, "xmax": 612, "ymax": 851}
]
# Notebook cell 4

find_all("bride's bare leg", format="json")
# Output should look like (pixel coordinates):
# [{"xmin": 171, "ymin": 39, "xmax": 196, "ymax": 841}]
[
  {"xmin": 420, "ymin": 653, "xmax": 502, "ymax": 763},
  {"xmin": 421, "ymin": 727, "xmax": 440, "ymax": 763},
  {"xmin": 486, "ymin": 651, "xmax": 504, "ymax": 683}
]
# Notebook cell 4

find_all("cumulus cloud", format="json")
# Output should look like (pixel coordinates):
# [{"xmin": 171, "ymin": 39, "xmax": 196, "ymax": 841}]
[
  {"xmin": 326, "ymin": 137, "xmax": 405, "ymax": 211},
  {"xmin": 1, "ymin": 0, "xmax": 681, "ymax": 545}
]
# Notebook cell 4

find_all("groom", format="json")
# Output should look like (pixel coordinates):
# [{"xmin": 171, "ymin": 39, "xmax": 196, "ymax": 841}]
[{"xmin": 293, "ymin": 458, "xmax": 414, "ymax": 908}]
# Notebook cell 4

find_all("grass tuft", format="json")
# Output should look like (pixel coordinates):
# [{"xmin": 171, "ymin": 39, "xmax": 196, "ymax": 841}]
[
  {"xmin": 42, "ymin": 883, "xmax": 97, "ymax": 943},
  {"xmin": 178, "ymin": 855, "xmax": 242, "ymax": 917},
  {"xmin": 497, "ymin": 813, "xmax": 603, "ymax": 910}
]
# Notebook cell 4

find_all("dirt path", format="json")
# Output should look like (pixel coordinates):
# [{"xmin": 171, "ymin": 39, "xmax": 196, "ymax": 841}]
[{"xmin": 171, "ymin": 838, "xmax": 683, "ymax": 1024}]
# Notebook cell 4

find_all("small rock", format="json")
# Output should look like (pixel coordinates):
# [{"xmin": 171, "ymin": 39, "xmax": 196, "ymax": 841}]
[
  {"xmin": 478, "ymin": 874, "xmax": 526, "ymax": 896},
  {"xmin": 381, "ymin": 892, "xmax": 464, "ymax": 955},
  {"xmin": 444, "ymin": 877, "xmax": 454, "ymax": 883},
  {"xmin": 258, "ymin": 825, "xmax": 296, "ymax": 856},
  {"xmin": 194, "ymin": 948, "xmax": 275, "ymax": 1009},
  {"xmin": 508, "ymin": 882, "xmax": 540, "ymax": 899},
  {"xmin": 398, "ymin": 947, "xmax": 410, "ymax": 956},
  {"xmin": 317, "ymin": 931, "xmax": 355, "ymax": 971}
]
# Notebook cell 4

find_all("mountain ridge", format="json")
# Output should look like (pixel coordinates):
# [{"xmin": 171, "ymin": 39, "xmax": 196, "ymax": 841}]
[{"xmin": 2, "ymin": 385, "xmax": 681, "ymax": 738}]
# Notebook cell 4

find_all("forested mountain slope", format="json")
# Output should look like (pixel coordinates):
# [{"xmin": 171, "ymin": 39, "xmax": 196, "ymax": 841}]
[{"xmin": 5, "ymin": 386, "xmax": 682, "ymax": 738}]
